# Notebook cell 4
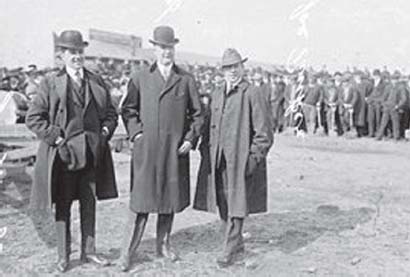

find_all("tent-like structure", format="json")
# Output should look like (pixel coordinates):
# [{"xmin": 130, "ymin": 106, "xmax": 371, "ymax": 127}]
[{"xmin": 0, "ymin": 91, "xmax": 17, "ymax": 125}]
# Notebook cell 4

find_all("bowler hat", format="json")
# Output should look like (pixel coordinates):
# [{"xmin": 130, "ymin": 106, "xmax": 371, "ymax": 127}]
[
  {"xmin": 372, "ymin": 69, "xmax": 381, "ymax": 77},
  {"xmin": 353, "ymin": 70, "xmax": 365, "ymax": 78},
  {"xmin": 2, "ymin": 67, "xmax": 23, "ymax": 81},
  {"xmin": 252, "ymin": 72, "xmax": 263, "ymax": 80},
  {"xmin": 56, "ymin": 30, "xmax": 88, "ymax": 50},
  {"xmin": 391, "ymin": 70, "xmax": 401, "ymax": 80},
  {"xmin": 149, "ymin": 26, "xmax": 179, "ymax": 47},
  {"xmin": 221, "ymin": 48, "xmax": 248, "ymax": 68},
  {"xmin": 25, "ymin": 64, "xmax": 37, "ymax": 74}
]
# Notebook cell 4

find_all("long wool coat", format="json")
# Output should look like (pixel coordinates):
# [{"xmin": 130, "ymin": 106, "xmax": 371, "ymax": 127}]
[
  {"xmin": 121, "ymin": 63, "xmax": 203, "ymax": 214},
  {"xmin": 353, "ymin": 82, "xmax": 372, "ymax": 127},
  {"xmin": 194, "ymin": 80, "xmax": 273, "ymax": 217},
  {"xmin": 25, "ymin": 69, "xmax": 119, "ymax": 210}
]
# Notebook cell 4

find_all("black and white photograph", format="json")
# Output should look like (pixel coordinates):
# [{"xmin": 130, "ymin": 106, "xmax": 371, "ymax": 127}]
[{"xmin": 1, "ymin": 0, "xmax": 410, "ymax": 276}]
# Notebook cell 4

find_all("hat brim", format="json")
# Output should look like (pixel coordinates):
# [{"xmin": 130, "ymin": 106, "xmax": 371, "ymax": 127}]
[
  {"xmin": 221, "ymin": 57, "xmax": 248, "ymax": 68},
  {"xmin": 56, "ymin": 41, "xmax": 89, "ymax": 50},
  {"xmin": 149, "ymin": 39, "xmax": 179, "ymax": 47}
]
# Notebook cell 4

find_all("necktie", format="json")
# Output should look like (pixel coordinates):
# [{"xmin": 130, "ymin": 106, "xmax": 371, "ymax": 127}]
[
  {"xmin": 162, "ymin": 69, "xmax": 169, "ymax": 81},
  {"xmin": 73, "ymin": 71, "xmax": 82, "ymax": 87}
]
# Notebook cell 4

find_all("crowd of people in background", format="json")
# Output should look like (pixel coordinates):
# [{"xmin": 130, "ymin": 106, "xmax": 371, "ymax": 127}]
[{"xmin": 1, "ymin": 60, "xmax": 410, "ymax": 141}]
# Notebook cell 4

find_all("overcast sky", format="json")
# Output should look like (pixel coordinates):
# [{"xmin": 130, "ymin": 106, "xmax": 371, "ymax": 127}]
[{"xmin": 1, "ymin": 0, "xmax": 410, "ymax": 71}]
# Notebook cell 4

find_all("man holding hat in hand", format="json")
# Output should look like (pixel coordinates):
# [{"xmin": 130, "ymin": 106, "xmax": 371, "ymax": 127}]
[
  {"xmin": 119, "ymin": 25, "xmax": 203, "ymax": 271},
  {"xmin": 194, "ymin": 48, "xmax": 273, "ymax": 267},
  {"xmin": 26, "ymin": 30, "xmax": 118, "ymax": 272}
]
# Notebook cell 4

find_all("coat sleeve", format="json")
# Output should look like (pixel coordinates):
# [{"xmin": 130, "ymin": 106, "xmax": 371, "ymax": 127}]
[
  {"xmin": 99, "ymin": 77, "xmax": 118, "ymax": 139},
  {"xmin": 349, "ymin": 87, "xmax": 358, "ymax": 105},
  {"xmin": 318, "ymin": 86, "xmax": 325, "ymax": 104},
  {"xmin": 249, "ymin": 87, "xmax": 274, "ymax": 164},
  {"xmin": 25, "ymin": 76, "xmax": 62, "ymax": 145},
  {"xmin": 183, "ymin": 76, "xmax": 204, "ymax": 149},
  {"xmin": 365, "ymin": 82, "xmax": 373, "ymax": 98},
  {"xmin": 397, "ymin": 85, "xmax": 408, "ymax": 109},
  {"xmin": 121, "ymin": 74, "xmax": 143, "ymax": 141}
]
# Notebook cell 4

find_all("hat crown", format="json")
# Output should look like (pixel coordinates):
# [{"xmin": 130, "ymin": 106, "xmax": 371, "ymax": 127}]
[
  {"xmin": 150, "ymin": 26, "xmax": 179, "ymax": 46},
  {"xmin": 57, "ymin": 30, "xmax": 88, "ymax": 49},
  {"xmin": 392, "ymin": 70, "xmax": 401, "ymax": 79},
  {"xmin": 221, "ymin": 48, "xmax": 247, "ymax": 67}
]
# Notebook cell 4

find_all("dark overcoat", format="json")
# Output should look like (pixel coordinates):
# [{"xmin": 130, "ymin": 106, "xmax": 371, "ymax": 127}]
[
  {"xmin": 353, "ymin": 82, "xmax": 369, "ymax": 127},
  {"xmin": 121, "ymin": 63, "xmax": 203, "ymax": 213},
  {"xmin": 25, "ymin": 69, "xmax": 118, "ymax": 210},
  {"xmin": 194, "ymin": 80, "xmax": 273, "ymax": 217},
  {"xmin": 270, "ymin": 82, "xmax": 286, "ymax": 125}
]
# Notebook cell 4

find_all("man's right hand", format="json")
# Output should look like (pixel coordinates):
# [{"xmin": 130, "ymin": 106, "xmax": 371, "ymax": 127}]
[
  {"xmin": 55, "ymin": 136, "xmax": 64, "ymax": 146},
  {"xmin": 57, "ymin": 143, "xmax": 71, "ymax": 164},
  {"xmin": 133, "ymin": 133, "xmax": 143, "ymax": 142}
]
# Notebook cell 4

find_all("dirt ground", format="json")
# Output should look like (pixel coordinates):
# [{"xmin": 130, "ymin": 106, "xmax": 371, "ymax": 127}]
[{"xmin": 2, "ymin": 133, "xmax": 410, "ymax": 276}]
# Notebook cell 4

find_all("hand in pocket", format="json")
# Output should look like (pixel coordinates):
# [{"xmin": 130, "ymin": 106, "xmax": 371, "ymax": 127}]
[
  {"xmin": 245, "ymin": 154, "xmax": 258, "ymax": 177},
  {"xmin": 58, "ymin": 144, "xmax": 71, "ymax": 164}
]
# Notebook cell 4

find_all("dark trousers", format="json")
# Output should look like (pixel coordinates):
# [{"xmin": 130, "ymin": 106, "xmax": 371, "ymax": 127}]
[
  {"xmin": 376, "ymin": 108, "xmax": 400, "ymax": 140},
  {"xmin": 302, "ymin": 104, "xmax": 317, "ymax": 134},
  {"xmin": 54, "ymin": 156, "xmax": 96, "ymax": 260},
  {"xmin": 339, "ymin": 107, "xmax": 354, "ymax": 133},
  {"xmin": 121, "ymin": 212, "xmax": 174, "ymax": 258},
  {"xmin": 215, "ymin": 153, "xmax": 244, "ymax": 256},
  {"xmin": 368, "ymin": 104, "xmax": 382, "ymax": 137},
  {"xmin": 399, "ymin": 109, "xmax": 410, "ymax": 138}
]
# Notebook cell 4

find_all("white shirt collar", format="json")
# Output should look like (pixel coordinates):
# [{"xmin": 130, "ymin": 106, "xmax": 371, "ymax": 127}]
[
  {"xmin": 225, "ymin": 78, "xmax": 242, "ymax": 94},
  {"xmin": 156, "ymin": 62, "xmax": 173, "ymax": 79},
  {"xmin": 66, "ymin": 66, "xmax": 84, "ymax": 80}
]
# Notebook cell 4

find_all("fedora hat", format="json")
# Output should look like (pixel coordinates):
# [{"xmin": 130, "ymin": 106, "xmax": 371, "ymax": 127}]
[
  {"xmin": 149, "ymin": 26, "xmax": 179, "ymax": 47},
  {"xmin": 221, "ymin": 48, "xmax": 248, "ymax": 68},
  {"xmin": 56, "ymin": 30, "xmax": 88, "ymax": 50}
]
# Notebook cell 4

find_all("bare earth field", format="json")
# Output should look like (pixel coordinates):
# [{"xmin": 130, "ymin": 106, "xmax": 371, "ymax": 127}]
[{"xmin": 1, "ymin": 133, "xmax": 410, "ymax": 276}]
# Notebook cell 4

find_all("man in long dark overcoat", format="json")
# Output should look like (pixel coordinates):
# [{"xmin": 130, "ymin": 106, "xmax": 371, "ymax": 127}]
[
  {"xmin": 194, "ymin": 48, "xmax": 273, "ymax": 267},
  {"xmin": 119, "ymin": 26, "xmax": 203, "ymax": 271},
  {"xmin": 376, "ymin": 71, "xmax": 409, "ymax": 140},
  {"xmin": 352, "ymin": 71, "xmax": 371, "ymax": 137},
  {"xmin": 367, "ymin": 69, "xmax": 386, "ymax": 137},
  {"xmin": 25, "ymin": 30, "xmax": 118, "ymax": 272}
]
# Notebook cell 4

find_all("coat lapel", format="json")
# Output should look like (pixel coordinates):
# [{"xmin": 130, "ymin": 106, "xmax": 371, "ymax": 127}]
[
  {"xmin": 153, "ymin": 67, "xmax": 166, "ymax": 93},
  {"xmin": 237, "ymin": 80, "xmax": 249, "ymax": 95},
  {"xmin": 54, "ymin": 72, "xmax": 68, "ymax": 127},
  {"xmin": 84, "ymin": 70, "xmax": 105, "ymax": 115},
  {"xmin": 213, "ymin": 79, "xmax": 249, "ymax": 134},
  {"xmin": 159, "ymin": 65, "xmax": 182, "ymax": 99},
  {"xmin": 213, "ymin": 83, "xmax": 226, "ymax": 137}
]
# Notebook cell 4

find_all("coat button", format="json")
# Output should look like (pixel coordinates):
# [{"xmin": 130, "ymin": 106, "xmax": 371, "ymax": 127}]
[{"xmin": 211, "ymin": 125, "xmax": 216, "ymax": 129}]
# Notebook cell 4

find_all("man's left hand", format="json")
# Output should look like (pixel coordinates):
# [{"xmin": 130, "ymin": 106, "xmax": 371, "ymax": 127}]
[
  {"xmin": 101, "ymin": 126, "xmax": 110, "ymax": 137},
  {"xmin": 178, "ymin": 141, "xmax": 192, "ymax": 155}
]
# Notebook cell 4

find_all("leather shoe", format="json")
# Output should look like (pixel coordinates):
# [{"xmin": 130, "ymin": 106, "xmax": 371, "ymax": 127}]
[
  {"xmin": 216, "ymin": 246, "xmax": 245, "ymax": 268},
  {"xmin": 56, "ymin": 258, "xmax": 69, "ymax": 273},
  {"xmin": 157, "ymin": 244, "xmax": 179, "ymax": 262},
  {"xmin": 118, "ymin": 254, "xmax": 131, "ymax": 272},
  {"xmin": 216, "ymin": 254, "xmax": 233, "ymax": 268},
  {"xmin": 81, "ymin": 254, "xmax": 110, "ymax": 266}
]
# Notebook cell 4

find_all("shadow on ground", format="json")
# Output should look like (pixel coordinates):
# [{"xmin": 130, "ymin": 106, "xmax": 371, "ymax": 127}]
[
  {"xmin": 0, "ymin": 171, "xmax": 56, "ymax": 248},
  {"xmin": 119, "ymin": 205, "xmax": 374, "ymax": 272}
]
